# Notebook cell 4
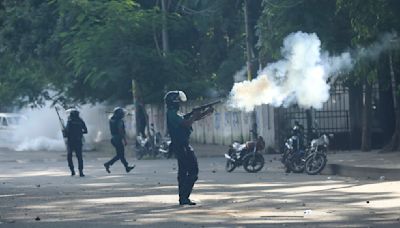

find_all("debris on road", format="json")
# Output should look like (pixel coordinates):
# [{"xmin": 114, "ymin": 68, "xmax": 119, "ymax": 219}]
[{"xmin": 304, "ymin": 209, "xmax": 312, "ymax": 215}]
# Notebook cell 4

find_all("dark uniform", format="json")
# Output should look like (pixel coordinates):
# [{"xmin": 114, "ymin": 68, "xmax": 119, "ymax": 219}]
[
  {"xmin": 165, "ymin": 90, "xmax": 213, "ymax": 206},
  {"xmin": 167, "ymin": 108, "xmax": 199, "ymax": 205},
  {"xmin": 65, "ymin": 110, "xmax": 88, "ymax": 177},
  {"xmin": 104, "ymin": 107, "xmax": 135, "ymax": 173},
  {"xmin": 293, "ymin": 121, "xmax": 305, "ymax": 151}
]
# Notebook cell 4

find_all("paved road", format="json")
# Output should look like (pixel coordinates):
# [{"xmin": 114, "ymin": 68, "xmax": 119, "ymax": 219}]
[{"xmin": 0, "ymin": 149, "xmax": 400, "ymax": 227}]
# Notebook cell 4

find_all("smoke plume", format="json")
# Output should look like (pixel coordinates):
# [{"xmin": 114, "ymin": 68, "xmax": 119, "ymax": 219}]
[
  {"xmin": 4, "ymin": 103, "xmax": 110, "ymax": 151},
  {"xmin": 355, "ymin": 32, "xmax": 398, "ymax": 61},
  {"xmin": 229, "ymin": 31, "xmax": 397, "ymax": 111}
]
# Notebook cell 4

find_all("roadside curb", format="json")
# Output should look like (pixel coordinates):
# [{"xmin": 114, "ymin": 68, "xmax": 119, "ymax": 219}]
[{"xmin": 322, "ymin": 163, "xmax": 400, "ymax": 180}]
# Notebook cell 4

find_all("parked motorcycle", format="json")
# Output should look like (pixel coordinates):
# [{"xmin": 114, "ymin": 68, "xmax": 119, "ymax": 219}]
[
  {"xmin": 157, "ymin": 136, "xmax": 173, "ymax": 159},
  {"xmin": 135, "ymin": 133, "xmax": 152, "ymax": 160},
  {"xmin": 224, "ymin": 135, "xmax": 265, "ymax": 173},
  {"xmin": 136, "ymin": 123, "xmax": 171, "ymax": 159},
  {"xmin": 281, "ymin": 121, "xmax": 307, "ymax": 173},
  {"xmin": 304, "ymin": 134, "xmax": 329, "ymax": 175}
]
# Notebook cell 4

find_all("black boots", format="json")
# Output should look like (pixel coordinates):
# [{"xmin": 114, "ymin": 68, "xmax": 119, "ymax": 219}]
[
  {"xmin": 104, "ymin": 164, "xmax": 111, "ymax": 173},
  {"xmin": 104, "ymin": 164, "xmax": 135, "ymax": 173},
  {"xmin": 71, "ymin": 170, "xmax": 84, "ymax": 177},
  {"xmin": 126, "ymin": 165, "xmax": 135, "ymax": 173},
  {"xmin": 179, "ymin": 198, "xmax": 196, "ymax": 206}
]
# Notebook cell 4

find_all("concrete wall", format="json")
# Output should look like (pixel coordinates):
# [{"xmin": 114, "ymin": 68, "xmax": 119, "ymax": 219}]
[
  {"xmin": 93, "ymin": 101, "xmax": 275, "ymax": 151},
  {"xmin": 136, "ymin": 101, "xmax": 275, "ymax": 149}
]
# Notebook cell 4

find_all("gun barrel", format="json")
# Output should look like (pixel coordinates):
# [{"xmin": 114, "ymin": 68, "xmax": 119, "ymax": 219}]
[{"xmin": 195, "ymin": 100, "xmax": 221, "ymax": 110}]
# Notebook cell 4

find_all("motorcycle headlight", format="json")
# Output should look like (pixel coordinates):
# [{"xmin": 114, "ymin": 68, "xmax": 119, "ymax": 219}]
[
  {"xmin": 232, "ymin": 142, "xmax": 241, "ymax": 150},
  {"xmin": 285, "ymin": 138, "xmax": 293, "ymax": 149},
  {"xmin": 311, "ymin": 139, "xmax": 317, "ymax": 148}
]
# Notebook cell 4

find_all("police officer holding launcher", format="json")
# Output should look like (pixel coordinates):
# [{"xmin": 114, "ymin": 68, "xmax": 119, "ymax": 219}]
[
  {"xmin": 165, "ymin": 91, "xmax": 214, "ymax": 206},
  {"xmin": 104, "ymin": 107, "xmax": 135, "ymax": 173},
  {"xmin": 65, "ymin": 108, "xmax": 88, "ymax": 177}
]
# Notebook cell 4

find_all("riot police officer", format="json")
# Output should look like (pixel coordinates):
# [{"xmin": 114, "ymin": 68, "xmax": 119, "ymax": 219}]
[
  {"xmin": 104, "ymin": 107, "xmax": 135, "ymax": 173},
  {"xmin": 164, "ymin": 91, "xmax": 213, "ymax": 206},
  {"xmin": 65, "ymin": 108, "xmax": 88, "ymax": 177}
]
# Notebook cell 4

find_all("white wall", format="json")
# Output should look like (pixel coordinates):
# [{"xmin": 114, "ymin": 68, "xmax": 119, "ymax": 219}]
[{"xmin": 137, "ymin": 101, "xmax": 275, "ymax": 149}]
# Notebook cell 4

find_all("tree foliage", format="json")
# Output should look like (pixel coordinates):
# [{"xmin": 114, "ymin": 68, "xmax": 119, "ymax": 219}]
[
  {"xmin": 1, "ymin": 0, "xmax": 400, "ymax": 112},
  {"xmin": 0, "ymin": 0, "xmax": 247, "ymax": 109}
]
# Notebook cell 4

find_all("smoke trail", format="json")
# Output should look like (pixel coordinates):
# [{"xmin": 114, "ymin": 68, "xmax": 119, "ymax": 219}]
[
  {"xmin": 355, "ymin": 32, "xmax": 398, "ymax": 61},
  {"xmin": 229, "ymin": 31, "xmax": 397, "ymax": 111}
]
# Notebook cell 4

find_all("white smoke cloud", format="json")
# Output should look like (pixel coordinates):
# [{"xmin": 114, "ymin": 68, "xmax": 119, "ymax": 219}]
[
  {"xmin": 230, "ymin": 32, "xmax": 350, "ymax": 111},
  {"xmin": 15, "ymin": 137, "xmax": 65, "ymax": 151},
  {"xmin": 229, "ymin": 31, "xmax": 397, "ymax": 111},
  {"xmin": 11, "ymin": 104, "xmax": 65, "ymax": 151},
  {"xmin": 4, "ymin": 103, "xmax": 111, "ymax": 151}
]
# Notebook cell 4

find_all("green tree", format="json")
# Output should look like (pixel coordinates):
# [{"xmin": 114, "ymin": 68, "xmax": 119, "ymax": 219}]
[
  {"xmin": 257, "ymin": 0, "xmax": 350, "ymax": 62},
  {"xmin": 0, "ymin": 0, "xmax": 59, "ymax": 109},
  {"xmin": 337, "ymin": 0, "xmax": 400, "ymax": 151}
]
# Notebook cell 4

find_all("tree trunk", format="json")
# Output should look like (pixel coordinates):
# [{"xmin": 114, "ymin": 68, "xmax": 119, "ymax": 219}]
[
  {"xmin": 132, "ymin": 80, "xmax": 148, "ymax": 138},
  {"xmin": 361, "ymin": 80, "xmax": 372, "ymax": 152},
  {"xmin": 160, "ymin": 0, "xmax": 169, "ymax": 137},
  {"xmin": 349, "ymin": 83, "xmax": 363, "ymax": 149},
  {"xmin": 244, "ymin": 0, "xmax": 258, "ymax": 140},
  {"xmin": 377, "ymin": 54, "xmax": 395, "ymax": 144},
  {"xmin": 385, "ymin": 108, "xmax": 400, "ymax": 152},
  {"xmin": 161, "ymin": 0, "xmax": 169, "ymax": 56},
  {"xmin": 382, "ymin": 51, "xmax": 400, "ymax": 152}
]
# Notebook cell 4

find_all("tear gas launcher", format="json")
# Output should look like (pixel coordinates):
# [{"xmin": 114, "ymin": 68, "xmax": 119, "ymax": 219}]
[{"xmin": 184, "ymin": 100, "xmax": 221, "ymax": 120}]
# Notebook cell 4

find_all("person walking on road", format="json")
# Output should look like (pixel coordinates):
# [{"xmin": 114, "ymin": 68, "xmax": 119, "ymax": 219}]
[
  {"xmin": 104, "ymin": 107, "xmax": 135, "ymax": 174},
  {"xmin": 65, "ymin": 108, "xmax": 88, "ymax": 177},
  {"xmin": 164, "ymin": 91, "xmax": 214, "ymax": 206}
]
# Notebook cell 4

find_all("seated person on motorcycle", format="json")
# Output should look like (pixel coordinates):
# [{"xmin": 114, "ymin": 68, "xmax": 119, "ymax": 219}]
[{"xmin": 292, "ymin": 121, "xmax": 305, "ymax": 153}]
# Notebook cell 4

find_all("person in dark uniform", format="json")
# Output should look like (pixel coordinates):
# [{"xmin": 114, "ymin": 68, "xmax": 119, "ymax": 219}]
[
  {"xmin": 293, "ymin": 120, "xmax": 305, "ymax": 151},
  {"xmin": 164, "ymin": 91, "xmax": 214, "ymax": 206},
  {"xmin": 104, "ymin": 107, "xmax": 135, "ymax": 173},
  {"xmin": 65, "ymin": 108, "xmax": 88, "ymax": 177}
]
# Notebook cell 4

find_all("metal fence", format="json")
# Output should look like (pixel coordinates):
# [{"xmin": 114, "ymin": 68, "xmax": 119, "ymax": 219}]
[{"xmin": 275, "ymin": 83, "xmax": 351, "ymax": 150}]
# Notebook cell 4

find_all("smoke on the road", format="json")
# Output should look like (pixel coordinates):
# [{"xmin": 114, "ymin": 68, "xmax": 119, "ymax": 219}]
[{"xmin": 4, "ymin": 103, "xmax": 110, "ymax": 151}]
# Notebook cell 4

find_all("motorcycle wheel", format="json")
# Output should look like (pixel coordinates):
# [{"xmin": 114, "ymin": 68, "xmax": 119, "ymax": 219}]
[
  {"xmin": 305, "ymin": 154, "xmax": 327, "ymax": 175},
  {"xmin": 289, "ymin": 157, "xmax": 305, "ymax": 173},
  {"xmin": 225, "ymin": 160, "xmax": 236, "ymax": 172},
  {"xmin": 243, "ymin": 153, "xmax": 264, "ymax": 173}
]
